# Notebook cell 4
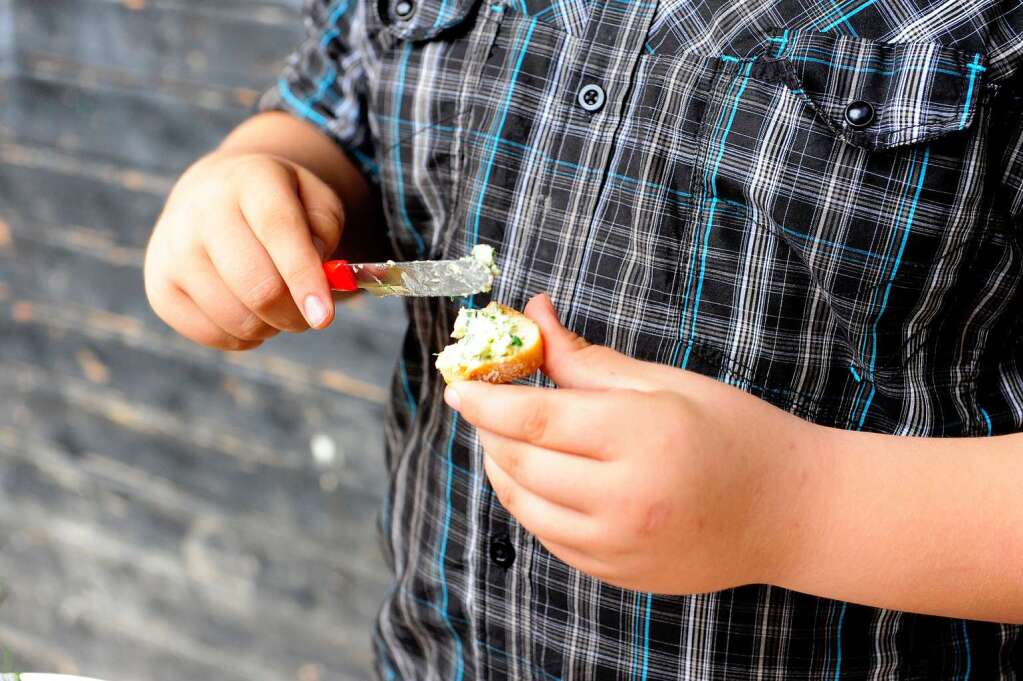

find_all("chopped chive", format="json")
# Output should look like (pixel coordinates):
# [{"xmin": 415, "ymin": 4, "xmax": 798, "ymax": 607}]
[{"xmin": 511, "ymin": 335, "xmax": 523, "ymax": 347}]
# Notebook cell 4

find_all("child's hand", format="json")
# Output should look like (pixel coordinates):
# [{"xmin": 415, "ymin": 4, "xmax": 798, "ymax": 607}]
[
  {"xmin": 445, "ymin": 294, "xmax": 820, "ymax": 595},
  {"xmin": 144, "ymin": 151, "xmax": 344, "ymax": 350}
]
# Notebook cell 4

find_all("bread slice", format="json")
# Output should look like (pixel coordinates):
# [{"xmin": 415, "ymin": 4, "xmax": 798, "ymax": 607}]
[{"xmin": 436, "ymin": 302, "xmax": 543, "ymax": 384}]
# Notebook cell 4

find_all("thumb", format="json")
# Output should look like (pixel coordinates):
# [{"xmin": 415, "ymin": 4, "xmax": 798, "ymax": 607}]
[
  {"xmin": 294, "ymin": 164, "xmax": 345, "ymax": 261},
  {"xmin": 523, "ymin": 293, "xmax": 662, "ymax": 391}
]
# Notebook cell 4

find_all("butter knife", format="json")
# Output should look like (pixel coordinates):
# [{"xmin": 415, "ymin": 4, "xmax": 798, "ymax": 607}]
[{"xmin": 322, "ymin": 256, "xmax": 495, "ymax": 298}]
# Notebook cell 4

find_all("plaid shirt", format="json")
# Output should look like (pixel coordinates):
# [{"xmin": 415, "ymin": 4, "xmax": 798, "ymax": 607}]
[{"xmin": 261, "ymin": 0, "xmax": 1023, "ymax": 676}]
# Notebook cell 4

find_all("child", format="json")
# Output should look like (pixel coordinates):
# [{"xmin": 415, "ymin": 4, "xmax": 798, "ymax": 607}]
[{"xmin": 144, "ymin": 0, "xmax": 1023, "ymax": 677}]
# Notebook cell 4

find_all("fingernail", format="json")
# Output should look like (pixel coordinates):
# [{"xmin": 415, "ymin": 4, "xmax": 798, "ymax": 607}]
[
  {"xmin": 444, "ymin": 385, "xmax": 461, "ymax": 410},
  {"xmin": 312, "ymin": 237, "xmax": 327, "ymax": 259},
  {"xmin": 303, "ymin": 294, "xmax": 328, "ymax": 327}
]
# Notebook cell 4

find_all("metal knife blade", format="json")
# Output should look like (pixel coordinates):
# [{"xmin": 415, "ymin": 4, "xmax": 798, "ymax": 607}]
[{"xmin": 325, "ymin": 257, "xmax": 495, "ymax": 297}]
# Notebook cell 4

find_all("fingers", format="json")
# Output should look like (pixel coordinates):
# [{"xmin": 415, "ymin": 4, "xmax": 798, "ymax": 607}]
[
  {"xmin": 477, "ymin": 428, "xmax": 602, "ymax": 512},
  {"xmin": 484, "ymin": 453, "xmax": 600, "ymax": 551},
  {"xmin": 523, "ymin": 293, "xmax": 675, "ymax": 392},
  {"xmin": 151, "ymin": 283, "xmax": 263, "ymax": 352},
  {"xmin": 535, "ymin": 538, "xmax": 612, "ymax": 580},
  {"xmin": 145, "ymin": 152, "xmax": 345, "ymax": 351},
  {"xmin": 178, "ymin": 255, "xmax": 279, "ymax": 342},
  {"xmin": 238, "ymin": 161, "xmax": 337, "ymax": 329},
  {"xmin": 447, "ymin": 382, "xmax": 623, "ymax": 459},
  {"xmin": 294, "ymin": 164, "xmax": 345, "ymax": 259},
  {"xmin": 203, "ymin": 209, "xmax": 309, "ymax": 332}
]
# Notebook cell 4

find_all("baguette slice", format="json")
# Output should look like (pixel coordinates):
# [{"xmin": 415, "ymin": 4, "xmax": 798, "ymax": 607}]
[{"xmin": 436, "ymin": 302, "xmax": 543, "ymax": 384}]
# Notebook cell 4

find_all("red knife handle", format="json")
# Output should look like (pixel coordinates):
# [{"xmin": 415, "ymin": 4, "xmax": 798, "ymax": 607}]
[{"xmin": 323, "ymin": 260, "xmax": 359, "ymax": 292}]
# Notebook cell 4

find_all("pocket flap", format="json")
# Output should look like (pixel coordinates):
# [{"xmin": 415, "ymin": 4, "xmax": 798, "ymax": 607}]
[
  {"xmin": 380, "ymin": 0, "xmax": 483, "ymax": 40},
  {"xmin": 769, "ymin": 29, "xmax": 987, "ymax": 150}
]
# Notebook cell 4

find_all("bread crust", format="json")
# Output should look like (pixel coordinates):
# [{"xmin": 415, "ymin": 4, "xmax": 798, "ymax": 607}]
[
  {"xmin": 458, "ymin": 335, "xmax": 543, "ymax": 384},
  {"xmin": 438, "ymin": 304, "xmax": 544, "ymax": 384}
]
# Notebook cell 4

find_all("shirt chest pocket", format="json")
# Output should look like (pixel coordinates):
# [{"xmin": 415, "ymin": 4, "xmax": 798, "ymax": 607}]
[{"xmin": 730, "ymin": 30, "xmax": 990, "ymax": 376}]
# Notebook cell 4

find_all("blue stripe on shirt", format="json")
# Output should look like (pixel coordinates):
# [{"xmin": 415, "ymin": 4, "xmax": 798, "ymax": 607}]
[
  {"xmin": 680, "ymin": 62, "xmax": 754, "ymax": 369},
  {"xmin": 856, "ymin": 147, "xmax": 930, "ymax": 428},
  {"xmin": 391, "ymin": 42, "xmax": 427, "ymax": 256},
  {"xmin": 437, "ymin": 411, "xmax": 465, "ymax": 681}
]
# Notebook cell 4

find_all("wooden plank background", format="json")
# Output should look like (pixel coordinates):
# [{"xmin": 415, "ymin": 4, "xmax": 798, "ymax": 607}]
[{"xmin": 0, "ymin": 1, "xmax": 406, "ymax": 679}]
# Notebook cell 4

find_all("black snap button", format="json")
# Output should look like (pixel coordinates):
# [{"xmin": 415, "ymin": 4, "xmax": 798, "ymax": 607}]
[
  {"xmin": 489, "ymin": 533, "xmax": 515, "ymax": 568},
  {"xmin": 395, "ymin": 0, "xmax": 415, "ymax": 18},
  {"xmin": 844, "ymin": 100, "xmax": 875, "ymax": 128},
  {"xmin": 577, "ymin": 83, "xmax": 606, "ymax": 113}
]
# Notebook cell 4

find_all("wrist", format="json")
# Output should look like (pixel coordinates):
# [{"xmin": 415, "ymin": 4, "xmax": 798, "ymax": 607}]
[{"xmin": 747, "ymin": 412, "xmax": 835, "ymax": 588}]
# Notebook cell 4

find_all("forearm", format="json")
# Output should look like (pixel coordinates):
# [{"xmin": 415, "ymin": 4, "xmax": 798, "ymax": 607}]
[
  {"xmin": 772, "ymin": 426, "xmax": 1023, "ymax": 623},
  {"xmin": 218, "ymin": 111, "xmax": 389, "ymax": 261}
]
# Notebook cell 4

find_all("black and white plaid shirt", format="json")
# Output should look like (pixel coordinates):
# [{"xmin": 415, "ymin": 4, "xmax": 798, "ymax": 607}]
[{"xmin": 261, "ymin": 0, "xmax": 1023, "ymax": 675}]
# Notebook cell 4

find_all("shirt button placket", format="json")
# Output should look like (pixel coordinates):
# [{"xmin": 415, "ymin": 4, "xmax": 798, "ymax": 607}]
[{"xmin": 476, "ymin": 0, "xmax": 661, "ymax": 676}]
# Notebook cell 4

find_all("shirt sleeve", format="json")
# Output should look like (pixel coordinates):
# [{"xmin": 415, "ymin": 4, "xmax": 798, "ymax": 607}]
[{"xmin": 259, "ymin": 0, "xmax": 379, "ymax": 182}]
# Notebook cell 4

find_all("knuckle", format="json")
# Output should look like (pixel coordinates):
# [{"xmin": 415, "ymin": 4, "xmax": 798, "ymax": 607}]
[
  {"xmin": 237, "ymin": 314, "xmax": 271, "ymax": 341},
  {"xmin": 519, "ymin": 408, "xmax": 549, "ymax": 443},
  {"xmin": 578, "ymin": 346, "xmax": 613, "ymax": 369},
  {"xmin": 244, "ymin": 274, "xmax": 289, "ymax": 313},
  {"xmin": 306, "ymin": 202, "xmax": 344, "ymax": 231},
  {"xmin": 231, "ymin": 154, "xmax": 284, "ymax": 179},
  {"xmin": 503, "ymin": 446, "xmax": 523, "ymax": 479},
  {"xmin": 269, "ymin": 157, "xmax": 298, "ymax": 182},
  {"xmin": 485, "ymin": 460, "xmax": 516, "ymax": 510},
  {"xmin": 163, "ymin": 227, "xmax": 198, "ymax": 262},
  {"xmin": 281, "ymin": 259, "xmax": 325, "ymax": 287},
  {"xmin": 248, "ymin": 203, "xmax": 296, "ymax": 237},
  {"xmin": 222, "ymin": 337, "xmax": 261, "ymax": 352},
  {"xmin": 203, "ymin": 326, "xmax": 260, "ymax": 351},
  {"xmin": 634, "ymin": 498, "xmax": 672, "ymax": 537},
  {"xmin": 276, "ymin": 310, "xmax": 311, "ymax": 333},
  {"xmin": 496, "ymin": 483, "xmax": 515, "ymax": 510},
  {"xmin": 568, "ymin": 332, "xmax": 593, "ymax": 353},
  {"xmin": 240, "ymin": 182, "xmax": 294, "ymax": 220},
  {"xmin": 197, "ymin": 328, "xmax": 240, "ymax": 351},
  {"xmin": 147, "ymin": 284, "xmax": 186, "ymax": 328},
  {"xmin": 224, "ymin": 157, "xmax": 262, "ymax": 186},
  {"xmin": 477, "ymin": 429, "xmax": 494, "ymax": 454},
  {"xmin": 213, "ymin": 335, "xmax": 243, "ymax": 351}
]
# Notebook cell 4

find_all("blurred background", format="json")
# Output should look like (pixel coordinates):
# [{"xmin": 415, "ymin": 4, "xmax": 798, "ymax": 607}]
[{"xmin": 0, "ymin": 1, "xmax": 406, "ymax": 679}]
